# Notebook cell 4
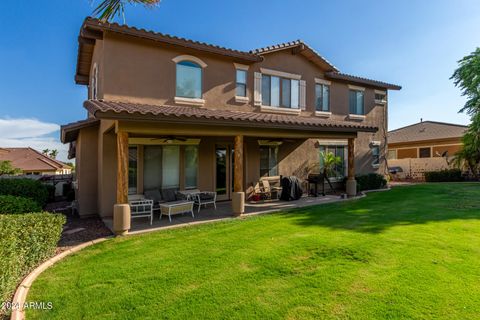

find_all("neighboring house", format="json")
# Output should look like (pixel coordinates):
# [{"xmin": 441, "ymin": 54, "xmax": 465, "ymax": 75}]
[
  {"xmin": 61, "ymin": 17, "xmax": 401, "ymax": 217},
  {"xmin": 0, "ymin": 147, "xmax": 72, "ymax": 175},
  {"xmin": 387, "ymin": 121, "xmax": 467, "ymax": 179},
  {"xmin": 388, "ymin": 121, "xmax": 467, "ymax": 159}
]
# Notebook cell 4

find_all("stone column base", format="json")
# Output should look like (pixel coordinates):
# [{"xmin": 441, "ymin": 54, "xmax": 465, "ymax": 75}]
[
  {"xmin": 232, "ymin": 192, "xmax": 245, "ymax": 216},
  {"xmin": 346, "ymin": 179, "xmax": 357, "ymax": 197},
  {"xmin": 113, "ymin": 204, "xmax": 131, "ymax": 236}
]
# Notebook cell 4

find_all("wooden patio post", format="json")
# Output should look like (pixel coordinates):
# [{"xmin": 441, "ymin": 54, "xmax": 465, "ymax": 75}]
[
  {"xmin": 346, "ymin": 138, "xmax": 357, "ymax": 197},
  {"xmin": 232, "ymin": 135, "xmax": 245, "ymax": 215},
  {"xmin": 234, "ymin": 135, "xmax": 244, "ymax": 193},
  {"xmin": 113, "ymin": 131, "xmax": 130, "ymax": 235}
]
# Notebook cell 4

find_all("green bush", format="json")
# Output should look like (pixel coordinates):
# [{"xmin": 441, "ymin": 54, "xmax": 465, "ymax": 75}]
[
  {"xmin": 424, "ymin": 169, "xmax": 464, "ymax": 182},
  {"xmin": 0, "ymin": 179, "xmax": 49, "ymax": 207},
  {"xmin": 347, "ymin": 173, "xmax": 387, "ymax": 192},
  {"xmin": 0, "ymin": 195, "xmax": 41, "ymax": 214},
  {"xmin": 0, "ymin": 213, "xmax": 65, "ymax": 305}
]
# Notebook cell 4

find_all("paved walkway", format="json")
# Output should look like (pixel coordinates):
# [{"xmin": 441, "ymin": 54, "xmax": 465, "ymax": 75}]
[{"xmin": 103, "ymin": 195, "xmax": 352, "ymax": 235}]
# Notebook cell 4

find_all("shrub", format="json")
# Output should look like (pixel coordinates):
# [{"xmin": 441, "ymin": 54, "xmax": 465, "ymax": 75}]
[
  {"xmin": 0, "ymin": 213, "xmax": 65, "ymax": 305},
  {"xmin": 348, "ymin": 173, "xmax": 387, "ymax": 192},
  {"xmin": 0, "ymin": 179, "xmax": 49, "ymax": 207},
  {"xmin": 424, "ymin": 169, "xmax": 464, "ymax": 182},
  {"xmin": 0, "ymin": 195, "xmax": 41, "ymax": 214}
]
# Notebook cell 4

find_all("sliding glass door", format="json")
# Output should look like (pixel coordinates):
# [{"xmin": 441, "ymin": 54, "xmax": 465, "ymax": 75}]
[
  {"xmin": 215, "ymin": 145, "xmax": 234, "ymax": 201},
  {"xmin": 143, "ymin": 145, "xmax": 197, "ymax": 192}
]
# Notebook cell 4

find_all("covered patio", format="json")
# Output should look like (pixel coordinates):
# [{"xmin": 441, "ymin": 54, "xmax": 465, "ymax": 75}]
[
  {"xmin": 73, "ymin": 100, "xmax": 377, "ymax": 235},
  {"xmin": 103, "ymin": 193, "xmax": 351, "ymax": 234}
]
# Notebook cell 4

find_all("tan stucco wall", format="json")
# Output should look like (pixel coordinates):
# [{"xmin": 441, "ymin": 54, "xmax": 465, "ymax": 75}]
[
  {"xmin": 76, "ymin": 126, "xmax": 98, "ymax": 216},
  {"xmin": 97, "ymin": 120, "xmax": 117, "ymax": 217},
  {"xmin": 389, "ymin": 138, "xmax": 463, "ymax": 160},
  {"xmin": 79, "ymin": 33, "xmax": 393, "ymax": 216}
]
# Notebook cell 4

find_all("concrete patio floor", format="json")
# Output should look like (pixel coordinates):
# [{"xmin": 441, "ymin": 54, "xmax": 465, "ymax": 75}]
[{"xmin": 103, "ymin": 194, "xmax": 354, "ymax": 235}]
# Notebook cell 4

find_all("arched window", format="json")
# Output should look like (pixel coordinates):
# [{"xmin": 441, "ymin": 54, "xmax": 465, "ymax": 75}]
[
  {"xmin": 175, "ymin": 60, "xmax": 203, "ymax": 99},
  {"xmin": 91, "ymin": 63, "xmax": 98, "ymax": 100}
]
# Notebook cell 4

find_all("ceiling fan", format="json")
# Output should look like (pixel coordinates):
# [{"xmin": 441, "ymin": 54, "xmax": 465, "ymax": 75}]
[{"xmin": 151, "ymin": 136, "xmax": 188, "ymax": 143}]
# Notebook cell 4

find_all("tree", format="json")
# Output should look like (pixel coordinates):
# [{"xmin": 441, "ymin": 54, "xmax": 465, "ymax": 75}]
[
  {"xmin": 93, "ymin": 0, "xmax": 161, "ymax": 23},
  {"xmin": 42, "ymin": 149, "xmax": 50, "ymax": 155},
  {"xmin": 451, "ymin": 48, "xmax": 480, "ymax": 178},
  {"xmin": 49, "ymin": 149, "xmax": 59, "ymax": 159},
  {"xmin": 320, "ymin": 151, "xmax": 342, "ymax": 178},
  {"xmin": 453, "ymin": 116, "xmax": 480, "ymax": 177},
  {"xmin": 450, "ymin": 48, "xmax": 480, "ymax": 116},
  {"xmin": 0, "ymin": 160, "xmax": 22, "ymax": 176}
]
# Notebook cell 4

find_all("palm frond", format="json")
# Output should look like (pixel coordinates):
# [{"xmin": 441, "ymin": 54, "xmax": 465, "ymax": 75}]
[{"xmin": 92, "ymin": 0, "xmax": 161, "ymax": 22}]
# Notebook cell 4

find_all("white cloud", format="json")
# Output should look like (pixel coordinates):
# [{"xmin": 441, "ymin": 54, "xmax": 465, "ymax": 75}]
[
  {"xmin": 0, "ymin": 118, "xmax": 59, "ymax": 139},
  {"xmin": 0, "ymin": 118, "xmax": 69, "ymax": 161}
]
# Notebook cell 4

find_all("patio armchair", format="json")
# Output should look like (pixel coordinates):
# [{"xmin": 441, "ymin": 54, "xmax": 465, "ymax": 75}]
[
  {"xmin": 253, "ymin": 182, "xmax": 270, "ymax": 200},
  {"xmin": 177, "ymin": 189, "xmax": 217, "ymax": 213},
  {"xmin": 261, "ymin": 179, "xmax": 282, "ymax": 200},
  {"xmin": 144, "ymin": 189, "xmax": 163, "ymax": 214},
  {"xmin": 128, "ymin": 198, "xmax": 154, "ymax": 225}
]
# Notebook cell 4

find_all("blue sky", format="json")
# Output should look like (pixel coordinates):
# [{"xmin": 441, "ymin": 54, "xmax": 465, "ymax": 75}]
[{"xmin": 0, "ymin": 0, "xmax": 479, "ymax": 160}]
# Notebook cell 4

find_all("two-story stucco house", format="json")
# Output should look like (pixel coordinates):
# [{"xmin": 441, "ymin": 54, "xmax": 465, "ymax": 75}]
[{"xmin": 61, "ymin": 17, "xmax": 401, "ymax": 218}]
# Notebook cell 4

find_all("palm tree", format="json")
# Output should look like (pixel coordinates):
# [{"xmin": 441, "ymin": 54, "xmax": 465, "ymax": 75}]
[
  {"xmin": 42, "ymin": 149, "xmax": 50, "ymax": 155},
  {"xmin": 93, "ymin": 0, "xmax": 161, "ymax": 23},
  {"xmin": 49, "ymin": 149, "xmax": 59, "ymax": 159},
  {"xmin": 320, "ymin": 151, "xmax": 342, "ymax": 178}
]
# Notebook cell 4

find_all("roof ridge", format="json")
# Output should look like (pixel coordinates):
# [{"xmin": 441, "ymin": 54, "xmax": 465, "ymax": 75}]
[
  {"xmin": 85, "ymin": 17, "xmax": 258, "ymax": 58},
  {"xmin": 249, "ymin": 39, "xmax": 339, "ymax": 72},
  {"xmin": 389, "ymin": 120, "xmax": 468, "ymax": 133},
  {"xmin": 28, "ymin": 148, "xmax": 67, "ymax": 168},
  {"xmin": 326, "ymin": 72, "xmax": 401, "ymax": 90}
]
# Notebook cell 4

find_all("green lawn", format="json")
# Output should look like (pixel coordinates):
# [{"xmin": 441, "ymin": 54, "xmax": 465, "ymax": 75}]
[{"xmin": 28, "ymin": 183, "xmax": 480, "ymax": 319}]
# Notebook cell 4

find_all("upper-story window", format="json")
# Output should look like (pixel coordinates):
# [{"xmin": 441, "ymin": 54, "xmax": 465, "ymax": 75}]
[
  {"xmin": 236, "ymin": 69, "xmax": 247, "ymax": 97},
  {"xmin": 261, "ymin": 75, "xmax": 299, "ymax": 109},
  {"xmin": 176, "ymin": 61, "xmax": 202, "ymax": 99},
  {"xmin": 370, "ymin": 141, "xmax": 381, "ymax": 167},
  {"xmin": 315, "ymin": 83, "xmax": 330, "ymax": 112},
  {"xmin": 349, "ymin": 86, "xmax": 365, "ymax": 115},
  {"xmin": 375, "ymin": 90, "xmax": 387, "ymax": 104},
  {"xmin": 91, "ymin": 63, "xmax": 98, "ymax": 100}
]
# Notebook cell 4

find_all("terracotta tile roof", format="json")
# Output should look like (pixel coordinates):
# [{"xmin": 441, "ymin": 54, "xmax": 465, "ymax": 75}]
[
  {"xmin": 0, "ymin": 148, "xmax": 70, "ymax": 172},
  {"xmin": 325, "ymin": 72, "xmax": 402, "ymax": 90},
  {"xmin": 61, "ymin": 118, "xmax": 100, "ymax": 143},
  {"xmin": 251, "ymin": 40, "xmax": 339, "ymax": 72},
  {"xmin": 76, "ymin": 18, "xmax": 401, "ymax": 90},
  {"xmin": 388, "ymin": 121, "xmax": 467, "ymax": 144},
  {"xmin": 83, "ymin": 100, "xmax": 378, "ymax": 133},
  {"xmin": 76, "ymin": 17, "xmax": 261, "ymax": 83}
]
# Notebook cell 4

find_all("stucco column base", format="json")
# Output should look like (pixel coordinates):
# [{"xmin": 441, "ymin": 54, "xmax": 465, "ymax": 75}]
[
  {"xmin": 232, "ymin": 192, "xmax": 245, "ymax": 216},
  {"xmin": 346, "ymin": 179, "xmax": 357, "ymax": 197},
  {"xmin": 113, "ymin": 204, "xmax": 131, "ymax": 236}
]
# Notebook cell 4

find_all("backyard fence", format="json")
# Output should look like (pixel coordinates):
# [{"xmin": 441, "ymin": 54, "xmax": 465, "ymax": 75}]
[{"xmin": 389, "ymin": 158, "xmax": 452, "ymax": 181}]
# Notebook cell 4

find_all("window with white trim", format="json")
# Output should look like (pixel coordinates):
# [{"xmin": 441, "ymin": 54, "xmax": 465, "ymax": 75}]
[
  {"xmin": 176, "ymin": 61, "xmax": 202, "ymax": 99},
  {"xmin": 349, "ymin": 89, "xmax": 364, "ymax": 115},
  {"xmin": 261, "ymin": 75, "xmax": 299, "ymax": 109},
  {"xmin": 371, "ymin": 145, "xmax": 380, "ymax": 166},
  {"xmin": 315, "ymin": 83, "xmax": 330, "ymax": 112},
  {"xmin": 91, "ymin": 63, "xmax": 98, "ymax": 100},
  {"xmin": 236, "ymin": 69, "xmax": 247, "ymax": 97},
  {"xmin": 318, "ymin": 145, "xmax": 346, "ymax": 179},
  {"xmin": 375, "ymin": 91, "xmax": 387, "ymax": 104},
  {"xmin": 260, "ymin": 145, "xmax": 278, "ymax": 177}
]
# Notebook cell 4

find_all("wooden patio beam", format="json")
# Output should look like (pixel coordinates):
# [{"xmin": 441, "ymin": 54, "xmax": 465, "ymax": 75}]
[
  {"xmin": 234, "ymin": 135, "xmax": 244, "ymax": 193},
  {"xmin": 116, "ymin": 131, "xmax": 129, "ymax": 204},
  {"xmin": 347, "ymin": 138, "xmax": 355, "ymax": 179}
]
